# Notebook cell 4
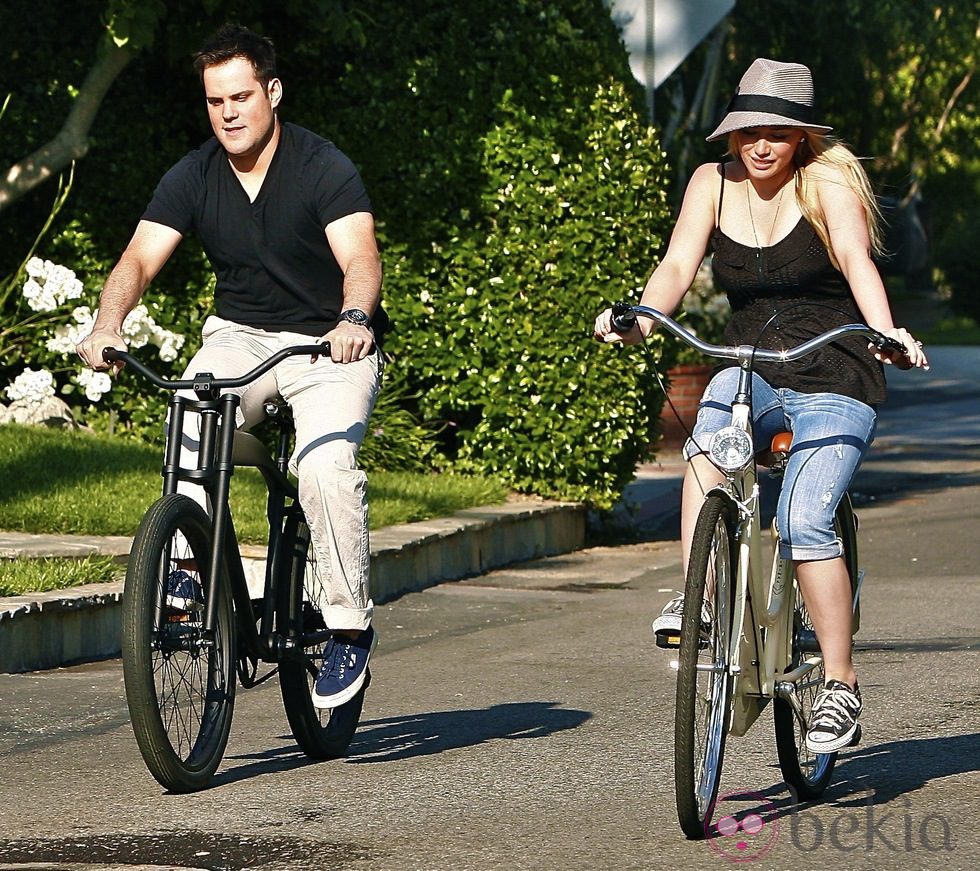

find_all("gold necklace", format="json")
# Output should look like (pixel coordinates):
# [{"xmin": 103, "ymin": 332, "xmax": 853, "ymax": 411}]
[{"xmin": 746, "ymin": 183, "xmax": 786, "ymax": 249}]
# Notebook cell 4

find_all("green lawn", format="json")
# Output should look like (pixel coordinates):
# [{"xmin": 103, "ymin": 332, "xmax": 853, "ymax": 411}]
[
  {"xmin": 0, "ymin": 424, "xmax": 509, "ymax": 595},
  {"xmin": 0, "ymin": 556, "xmax": 121, "ymax": 597}
]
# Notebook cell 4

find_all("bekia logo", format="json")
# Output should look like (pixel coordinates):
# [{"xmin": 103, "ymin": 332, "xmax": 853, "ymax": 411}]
[
  {"xmin": 706, "ymin": 790, "xmax": 779, "ymax": 862},
  {"xmin": 705, "ymin": 787, "xmax": 954, "ymax": 862}
]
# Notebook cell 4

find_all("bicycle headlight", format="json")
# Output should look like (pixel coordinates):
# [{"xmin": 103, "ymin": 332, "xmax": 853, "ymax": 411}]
[{"xmin": 709, "ymin": 426, "xmax": 754, "ymax": 471}]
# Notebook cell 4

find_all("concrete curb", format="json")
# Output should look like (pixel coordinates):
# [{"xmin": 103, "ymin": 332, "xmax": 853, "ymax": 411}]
[{"xmin": 0, "ymin": 499, "xmax": 586, "ymax": 674}]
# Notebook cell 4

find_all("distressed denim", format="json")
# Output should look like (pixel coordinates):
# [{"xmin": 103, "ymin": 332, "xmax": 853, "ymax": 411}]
[
  {"xmin": 684, "ymin": 367, "xmax": 877, "ymax": 561},
  {"xmin": 175, "ymin": 316, "xmax": 380, "ymax": 630}
]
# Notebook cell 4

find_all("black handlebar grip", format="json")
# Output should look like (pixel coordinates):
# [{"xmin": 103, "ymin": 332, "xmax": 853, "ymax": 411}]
[
  {"xmin": 102, "ymin": 347, "xmax": 121, "ymax": 363},
  {"xmin": 872, "ymin": 334, "xmax": 908, "ymax": 356},
  {"xmin": 610, "ymin": 301, "xmax": 638, "ymax": 333},
  {"xmin": 884, "ymin": 338, "xmax": 908, "ymax": 355}
]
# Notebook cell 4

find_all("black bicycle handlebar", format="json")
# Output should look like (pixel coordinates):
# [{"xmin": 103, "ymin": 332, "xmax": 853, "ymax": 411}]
[
  {"xmin": 101, "ymin": 344, "xmax": 331, "ymax": 391},
  {"xmin": 610, "ymin": 301, "xmax": 909, "ymax": 362}
]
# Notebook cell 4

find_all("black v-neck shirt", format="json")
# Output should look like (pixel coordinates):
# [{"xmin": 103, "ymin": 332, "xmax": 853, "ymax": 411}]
[
  {"xmin": 710, "ymin": 165, "xmax": 885, "ymax": 407},
  {"xmin": 142, "ymin": 122, "xmax": 388, "ymax": 339}
]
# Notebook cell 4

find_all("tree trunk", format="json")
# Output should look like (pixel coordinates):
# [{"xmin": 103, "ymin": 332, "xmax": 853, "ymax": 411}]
[{"xmin": 0, "ymin": 43, "xmax": 132, "ymax": 213}]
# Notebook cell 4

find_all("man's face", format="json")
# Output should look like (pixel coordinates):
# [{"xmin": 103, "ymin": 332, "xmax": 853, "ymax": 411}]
[{"xmin": 202, "ymin": 56, "xmax": 281, "ymax": 161}]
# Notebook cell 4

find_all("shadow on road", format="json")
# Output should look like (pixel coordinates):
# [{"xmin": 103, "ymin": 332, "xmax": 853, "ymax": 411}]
[
  {"xmin": 714, "ymin": 731, "xmax": 980, "ymax": 836},
  {"xmin": 348, "ymin": 701, "xmax": 592, "ymax": 763},
  {"xmin": 208, "ymin": 701, "xmax": 591, "ymax": 784},
  {"xmin": 829, "ymin": 731, "xmax": 980, "ymax": 806}
]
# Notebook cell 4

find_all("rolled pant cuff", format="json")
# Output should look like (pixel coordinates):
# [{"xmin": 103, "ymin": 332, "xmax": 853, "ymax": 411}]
[
  {"xmin": 778, "ymin": 540, "xmax": 844, "ymax": 562},
  {"xmin": 323, "ymin": 600, "xmax": 374, "ymax": 632}
]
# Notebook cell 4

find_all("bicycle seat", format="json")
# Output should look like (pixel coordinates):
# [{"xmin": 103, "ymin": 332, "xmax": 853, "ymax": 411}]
[
  {"xmin": 756, "ymin": 431, "xmax": 793, "ymax": 469},
  {"xmin": 771, "ymin": 432, "xmax": 793, "ymax": 454}
]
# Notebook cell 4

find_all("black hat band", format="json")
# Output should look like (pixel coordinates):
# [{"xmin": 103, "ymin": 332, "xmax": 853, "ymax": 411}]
[{"xmin": 726, "ymin": 93, "xmax": 815, "ymax": 124}]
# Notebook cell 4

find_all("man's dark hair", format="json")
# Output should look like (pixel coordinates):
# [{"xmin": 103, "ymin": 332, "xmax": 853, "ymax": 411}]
[{"xmin": 193, "ymin": 24, "xmax": 277, "ymax": 86}]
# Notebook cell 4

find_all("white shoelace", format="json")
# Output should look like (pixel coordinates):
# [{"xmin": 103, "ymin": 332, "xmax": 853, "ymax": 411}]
[{"xmin": 811, "ymin": 686, "xmax": 860, "ymax": 731}]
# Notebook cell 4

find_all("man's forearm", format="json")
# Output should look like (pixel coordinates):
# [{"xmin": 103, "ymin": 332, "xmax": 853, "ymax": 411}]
[
  {"xmin": 340, "ymin": 254, "xmax": 382, "ymax": 315},
  {"xmin": 94, "ymin": 255, "xmax": 150, "ymax": 330}
]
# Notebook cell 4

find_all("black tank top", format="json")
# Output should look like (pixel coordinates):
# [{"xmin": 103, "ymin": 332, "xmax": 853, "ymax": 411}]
[{"xmin": 710, "ymin": 165, "xmax": 886, "ymax": 407}]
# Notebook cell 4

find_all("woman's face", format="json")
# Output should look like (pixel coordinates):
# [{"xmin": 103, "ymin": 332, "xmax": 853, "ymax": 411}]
[{"xmin": 734, "ymin": 127, "xmax": 806, "ymax": 181}]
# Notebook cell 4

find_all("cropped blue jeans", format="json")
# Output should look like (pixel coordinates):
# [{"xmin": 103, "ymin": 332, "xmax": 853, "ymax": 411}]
[{"xmin": 683, "ymin": 367, "xmax": 877, "ymax": 561}]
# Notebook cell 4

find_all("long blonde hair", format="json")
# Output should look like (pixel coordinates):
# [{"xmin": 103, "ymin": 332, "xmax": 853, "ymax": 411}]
[
  {"xmin": 725, "ymin": 132, "xmax": 884, "ymax": 269},
  {"xmin": 795, "ymin": 134, "xmax": 884, "ymax": 267}
]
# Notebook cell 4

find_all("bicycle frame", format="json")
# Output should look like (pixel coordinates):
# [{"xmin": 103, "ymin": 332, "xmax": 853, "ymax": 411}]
[
  {"xmin": 615, "ymin": 304, "xmax": 891, "ymax": 736},
  {"xmin": 704, "ymin": 404, "xmax": 810, "ymax": 738},
  {"xmin": 105, "ymin": 345, "xmax": 332, "ymax": 665}
]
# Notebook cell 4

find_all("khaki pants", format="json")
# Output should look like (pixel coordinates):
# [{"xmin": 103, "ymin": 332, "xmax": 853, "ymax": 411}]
[{"xmin": 176, "ymin": 316, "xmax": 380, "ymax": 631}]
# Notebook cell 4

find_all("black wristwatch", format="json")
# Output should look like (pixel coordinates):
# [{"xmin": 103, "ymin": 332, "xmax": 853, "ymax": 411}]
[{"xmin": 337, "ymin": 308, "xmax": 371, "ymax": 327}]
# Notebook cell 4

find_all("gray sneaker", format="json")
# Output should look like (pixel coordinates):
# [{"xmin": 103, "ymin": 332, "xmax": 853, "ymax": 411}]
[
  {"xmin": 651, "ymin": 592, "xmax": 710, "ymax": 649},
  {"xmin": 651, "ymin": 593, "xmax": 685, "ymax": 647},
  {"xmin": 806, "ymin": 680, "xmax": 863, "ymax": 753}
]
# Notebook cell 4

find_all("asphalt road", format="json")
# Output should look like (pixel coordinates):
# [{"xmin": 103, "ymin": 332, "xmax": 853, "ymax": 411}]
[{"xmin": 1, "ymin": 348, "xmax": 978, "ymax": 871}]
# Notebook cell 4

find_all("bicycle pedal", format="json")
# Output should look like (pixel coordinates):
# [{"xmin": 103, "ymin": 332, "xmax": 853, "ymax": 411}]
[{"xmin": 655, "ymin": 633, "xmax": 681, "ymax": 649}]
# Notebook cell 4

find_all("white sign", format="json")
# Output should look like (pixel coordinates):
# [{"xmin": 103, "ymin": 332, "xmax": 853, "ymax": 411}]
[{"xmin": 610, "ymin": 0, "xmax": 735, "ymax": 89}]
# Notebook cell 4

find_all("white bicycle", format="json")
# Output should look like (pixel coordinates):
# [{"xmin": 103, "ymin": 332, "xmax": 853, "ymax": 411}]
[{"xmin": 610, "ymin": 302, "xmax": 907, "ymax": 839}]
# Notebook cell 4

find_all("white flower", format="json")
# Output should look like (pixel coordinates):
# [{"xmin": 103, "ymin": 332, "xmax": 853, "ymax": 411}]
[
  {"xmin": 118, "ymin": 305, "xmax": 184, "ymax": 360},
  {"xmin": 76, "ymin": 368, "xmax": 112, "ymax": 403},
  {"xmin": 21, "ymin": 259, "xmax": 85, "ymax": 312},
  {"xmin": 4, "ymin": 368, "xmax": 56, "ymax": 404}
]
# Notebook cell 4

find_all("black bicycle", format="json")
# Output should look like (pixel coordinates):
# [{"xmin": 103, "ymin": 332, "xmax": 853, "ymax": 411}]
[{"xmin": 105, "ymin": 345, "xmax": 369, "ymax": 792}]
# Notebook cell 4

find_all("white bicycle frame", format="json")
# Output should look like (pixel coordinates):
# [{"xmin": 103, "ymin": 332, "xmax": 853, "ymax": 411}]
[
  {"xmin": 622, "ymin": 305, "xmax": 873, "ymax": 738},
  {"xmin": 707, "ymin": 400, "xmax": 820, "ymax": 738}
]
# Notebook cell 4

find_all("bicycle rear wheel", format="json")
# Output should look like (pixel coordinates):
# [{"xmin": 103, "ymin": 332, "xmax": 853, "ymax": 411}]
[
  {"xmin": 121, "ymin": 494, "xmax": 236, "ymax": 792},
  {"xmin": 278, "ymin": 514, "xmax": 369, "ymax": 758},
  {"xmin": 674, "ymin": 493, "xmax": 737, "ymax": 840},
  {"xmin": 773, "ymin": 495, "xmax": 858, "ymax": 798}
]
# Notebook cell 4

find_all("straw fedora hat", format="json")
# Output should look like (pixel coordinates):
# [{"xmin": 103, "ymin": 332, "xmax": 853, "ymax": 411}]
[{"xmin": 706, "ymin": 58, "xmax": 833, "ymax": 141}]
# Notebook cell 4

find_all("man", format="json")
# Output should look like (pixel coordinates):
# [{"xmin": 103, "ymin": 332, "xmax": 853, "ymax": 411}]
[{"xmin": 77, "ymin": 24, "xmax": 385, "ymax": 709}]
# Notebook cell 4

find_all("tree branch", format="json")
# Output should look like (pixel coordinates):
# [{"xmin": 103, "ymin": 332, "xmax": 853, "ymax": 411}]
[{"xmin": 0, "ymin": 42, "xmax": 132, "ymax": 214}]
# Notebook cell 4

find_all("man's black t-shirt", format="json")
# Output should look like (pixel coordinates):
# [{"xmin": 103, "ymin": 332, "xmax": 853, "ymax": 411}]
[{"xmin": 142, "ymin": 122, "xmax": 388, "ymax": 339}]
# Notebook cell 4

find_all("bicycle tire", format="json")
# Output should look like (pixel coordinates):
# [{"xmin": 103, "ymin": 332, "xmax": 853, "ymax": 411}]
[
  {"xmin": 773, "ymin": 495, "xmax": 858, "ymax": 798},
  {"xmin": 121, "ymin": 494, "xmax": 236, "ymax": 792},
  {"xmin": 277, "ymin": 514, "xmax": 368, "ymax": 759},
  {"xmin": 674, "ymin": 493, "xmax": 737, "ymax": 840}
]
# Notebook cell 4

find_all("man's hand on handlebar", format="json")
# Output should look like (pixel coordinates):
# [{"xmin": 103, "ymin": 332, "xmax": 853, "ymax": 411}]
[
  {"xmin": 319, "ymin": 321, "xmax": 374, "ymax": 363},
  {"xmin": 76, "ymin": 328, "xmax": 128, "ymax": 373}
]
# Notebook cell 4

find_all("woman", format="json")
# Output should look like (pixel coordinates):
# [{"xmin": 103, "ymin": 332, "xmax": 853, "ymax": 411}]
[{"xmin": 593, "ymin": 58, "xmax": 928, "ymax": 753}]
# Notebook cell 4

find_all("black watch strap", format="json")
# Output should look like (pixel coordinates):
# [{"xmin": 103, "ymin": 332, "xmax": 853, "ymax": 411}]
[{"xmin": 338, "ymin": 308, "xmax": 371, "ymax": 327}]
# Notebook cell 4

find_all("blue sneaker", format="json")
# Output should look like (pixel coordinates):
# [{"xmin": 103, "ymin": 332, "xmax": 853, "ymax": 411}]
[
  {"xmin": 166, "ymin": 569, "xmax": 204, "ymax": 617},
  {"xmin": 312, "ymin": 625, "xmax": 377, "ymax": 709}
]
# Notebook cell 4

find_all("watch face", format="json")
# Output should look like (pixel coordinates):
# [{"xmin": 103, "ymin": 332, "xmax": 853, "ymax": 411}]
[{"xmin": 340, "ymin": 309, "xmax": 370, "ymax": 326}]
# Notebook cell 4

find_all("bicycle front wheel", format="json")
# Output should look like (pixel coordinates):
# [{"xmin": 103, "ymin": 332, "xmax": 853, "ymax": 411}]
[
  {"xmin": 278, "ymin": 514, "xmax": 368, "ymax": 759},
  {"xmin": 674, "ymin": 493, "xmax": 737, "ymax": 840},
  {"xmin": 773, "ymin": 495, "xmax": 858, "ymax": 798},
  {"xmin": 121, "ymin": 494, "xmax": 236, "ymax": 792}
]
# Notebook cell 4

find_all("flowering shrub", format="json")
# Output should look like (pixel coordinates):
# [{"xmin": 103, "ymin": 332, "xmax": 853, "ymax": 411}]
[
  {"xmin": 1, "ymin": 257, "xmax": 185, "ymax": 411},
  {"xmin": 3, "ymin": 367, "xmax": 56, "ymax": 405},
  {"xmin": 22, "ymin": 258, "xmax": 84, "ymax": 311}
]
